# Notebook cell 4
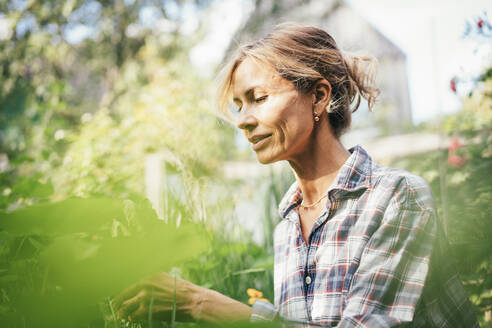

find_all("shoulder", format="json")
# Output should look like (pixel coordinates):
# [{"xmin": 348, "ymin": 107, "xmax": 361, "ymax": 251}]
[
  {"xmin": 370, "ymin": 164, "xmax": 435, "ymax": 212},
  {"xmin": 366, "ymin": 165, "xmax": 439, "ymax": 242}
]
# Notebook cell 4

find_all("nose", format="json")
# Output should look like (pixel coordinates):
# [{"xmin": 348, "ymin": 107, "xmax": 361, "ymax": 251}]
[{"xmin": 236, "ymin": 110, "xmax": 258, "ymax": 132}]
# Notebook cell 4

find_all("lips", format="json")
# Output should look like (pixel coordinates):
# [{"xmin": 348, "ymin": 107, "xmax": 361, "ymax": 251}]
[
  {"xmin": 248, "ymin": 134, "xmax": 272, "ymax": 150},
  {"xmin": 249, "ymin": 134, "xmax": 272, "ymax": 144}
]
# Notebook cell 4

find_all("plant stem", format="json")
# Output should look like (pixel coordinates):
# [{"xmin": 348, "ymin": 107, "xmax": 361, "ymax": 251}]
[{"xmin": 171, "ymin": 275, "xmax": 176, "ymax": 328}]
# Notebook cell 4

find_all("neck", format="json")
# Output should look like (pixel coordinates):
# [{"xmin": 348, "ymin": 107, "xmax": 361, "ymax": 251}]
[{"xmin": 288, "ymin": 122, "xmax": 350, "ymax": 205}]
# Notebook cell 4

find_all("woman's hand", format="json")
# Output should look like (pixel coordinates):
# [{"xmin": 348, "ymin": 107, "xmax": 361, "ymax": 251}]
[
  {"xmin": 112, "ymin": 272, "xmax": 198, "ymax": 322},
  {"xmin": 112, "ymin": 271, "xmax": 252, "ymax": 324}
]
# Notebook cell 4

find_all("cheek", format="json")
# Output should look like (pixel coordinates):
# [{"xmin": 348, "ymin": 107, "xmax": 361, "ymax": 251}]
[
  {"xmin": 286, "ymin": 120, "xmax": 310, "ymax": 143},
  {"xmin": 269, "ymin": 118, "xmax": 308, "ymax": 156},
  {"xmin": 279, "ymin": 107, "xmax": 312, "ymax": 141},
  {"xmin": 262, "ymin": 93, "xmax": 312, "ymax": 147},
  {"xmin": 276, "ymin": 118, "xmax": 289, "ymax": 144}
]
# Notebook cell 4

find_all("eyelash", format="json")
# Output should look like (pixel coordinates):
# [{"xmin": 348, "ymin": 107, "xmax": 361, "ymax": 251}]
[
  {"xmin": 235, "ymin": 96, "xmax": 268, "ymax": 112},
  {"xmin": 255, "ymin": 95, "xmax": 268, "ymax": 103}
]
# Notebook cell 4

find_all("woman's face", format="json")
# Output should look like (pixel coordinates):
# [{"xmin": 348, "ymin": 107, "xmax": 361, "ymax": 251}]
[{"xmin": 232, "ymin": 57, "xmax": 315, "ymax": 164}]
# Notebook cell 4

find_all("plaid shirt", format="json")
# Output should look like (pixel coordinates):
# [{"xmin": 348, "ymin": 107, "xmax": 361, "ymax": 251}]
[{"xmin": 251, "ymin": 145, "xmax": 478, "ymax": 327}]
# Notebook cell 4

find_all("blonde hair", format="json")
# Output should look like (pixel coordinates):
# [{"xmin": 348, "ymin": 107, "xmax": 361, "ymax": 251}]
[{"xmin": 216, "ymin": 23, "xmax": 380, "ymax": 137}]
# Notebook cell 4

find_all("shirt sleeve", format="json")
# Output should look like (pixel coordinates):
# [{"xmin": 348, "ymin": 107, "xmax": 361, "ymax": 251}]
[
  {"xmin": 338, "ymin": 178, "xmax": 438, "ymax": 327},
  {"xmin": 250, "ymin": 299, "xmax": 278, "ymax": 322}
]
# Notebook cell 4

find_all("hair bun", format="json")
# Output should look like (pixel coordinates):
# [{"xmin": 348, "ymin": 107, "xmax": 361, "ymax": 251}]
[{"xmin": 342, "ymin": 53, "xmax": 380, "ymax": 112}]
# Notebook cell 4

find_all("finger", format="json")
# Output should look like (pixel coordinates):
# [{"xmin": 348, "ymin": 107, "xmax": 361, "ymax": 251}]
[
  {"xmin": 146, "ymin": 272, "xmax": 174, "ymax": 290},
  {"xmin": 132, "ymin": 302, "xmax": 150, "ymax": 321},
  {"xmin": 118, "ymin": 290, "xmax": 146, "ymax": 319},
  {"xmin": 146, "ymin": 274, "xmax": 186, "ymax": 301},
  {"xmin": 112, "ymin": 282, "xmax": 141, "ymax": 309},
  {"xmin": 131, "ymin": 298, "xmax": 175, "ymax": 322}
]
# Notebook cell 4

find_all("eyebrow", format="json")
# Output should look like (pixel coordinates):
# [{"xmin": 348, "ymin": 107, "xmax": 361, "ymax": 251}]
[{"xmin": 232, "ymin": 86, "xmax": 263, "ymax": 103}]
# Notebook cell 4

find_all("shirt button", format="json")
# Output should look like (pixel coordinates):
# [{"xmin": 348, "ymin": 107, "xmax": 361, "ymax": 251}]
[{"xmin": 305, "ymin": 275, "xmax": 312, "ymax": 285}]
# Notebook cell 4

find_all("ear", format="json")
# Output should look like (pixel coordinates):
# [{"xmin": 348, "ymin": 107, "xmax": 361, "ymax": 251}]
[{"xmin": 312, "ymin": 79, "xmax": 332, "ymax": 113}]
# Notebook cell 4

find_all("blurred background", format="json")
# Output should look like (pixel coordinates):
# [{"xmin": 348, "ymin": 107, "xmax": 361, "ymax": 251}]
[{"xmin": 0, "ymin": 0, "xmax": 491, "ymax": 327}]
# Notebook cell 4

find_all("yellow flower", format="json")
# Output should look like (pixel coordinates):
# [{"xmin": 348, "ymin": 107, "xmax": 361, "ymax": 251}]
[
  {"xmin": 246, "ymin": 288, "xmax": 270, "ymax": 305},
  {"xmin": 247, "ymin": 288, "xmax": 263, "ymax": 298}
]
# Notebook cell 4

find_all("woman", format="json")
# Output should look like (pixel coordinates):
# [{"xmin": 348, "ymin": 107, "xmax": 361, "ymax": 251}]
[{"xmin": 113, "ymin": 24, "xmax": 478, "ymax": 327}]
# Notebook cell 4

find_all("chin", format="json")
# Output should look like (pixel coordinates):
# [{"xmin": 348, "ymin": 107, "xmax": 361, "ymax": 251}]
[
  {"xmin": 257, "ymin": 157, "xmax": 273, "ymax": 165},
  {"xmin": 256, "ymin": 150, "xmax": 281, "ymax": 165}
]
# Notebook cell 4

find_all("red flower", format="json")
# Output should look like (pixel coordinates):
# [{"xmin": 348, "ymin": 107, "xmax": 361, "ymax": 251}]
[
  {"xmin": 448, "ymin": 137, "xmax": 461, "ymax": 152},
  {"xmin": 450, "ymin": 78, "xmax": 457, "ymax": 93},
  {"xmin": 448, "ymin": 154, "xmax": 465, "ymax": 167},
  {"xmin": 477, "ymin": 19, "xmax": 484, "ymax": 29}
]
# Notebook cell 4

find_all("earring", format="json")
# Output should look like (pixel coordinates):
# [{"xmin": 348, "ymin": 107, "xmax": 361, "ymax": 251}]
[{"xmin": 314, "ymin": 111, "xmax": 320, "ymax": 122}]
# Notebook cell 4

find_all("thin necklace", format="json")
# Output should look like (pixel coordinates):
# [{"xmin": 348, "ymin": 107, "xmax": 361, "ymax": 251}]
[{"xmin": 300, "ymin": 193, "xmax": 328, "ymax": 208}]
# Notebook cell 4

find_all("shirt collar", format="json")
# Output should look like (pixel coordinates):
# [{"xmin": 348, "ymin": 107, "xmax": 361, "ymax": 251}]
[{"xmin": 278, "ymin": 145, "xmax": 373, "ymax": 218}]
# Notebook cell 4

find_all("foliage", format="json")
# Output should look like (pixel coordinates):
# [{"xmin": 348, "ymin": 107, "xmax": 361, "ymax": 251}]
[
  {"xmin": 47, "ymin": 53, "xmax": 235, "ymax": 200},
  {"xmin": 186, "ymin": 236, "xmax": 274, "ymax": 306},
  {"xmin": 0, "ymin": 196, "xmax": 209, "ymax": 327},
  {"xmin": 0, "ymin": 0, "xmax": 231, "ymax": 209},
  {"xmin": 260, "ymin": 166, "xmax": 294, "ymax": 251},
  {"xmin": 0, "ymin": 1, "xmax": 245, "ymax": 327},
  {"xmin": 0, "ymin": 186, "xmax": 277, "ymax": 327},
  {"xmin": 391, "ymin": 21, "xmax": 492, "ymax": 322}
]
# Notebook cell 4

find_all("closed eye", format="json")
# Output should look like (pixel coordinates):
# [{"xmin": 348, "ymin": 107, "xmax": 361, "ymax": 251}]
[{"xmin": 255, "ymin": 95, "xmax": 268, "ymax": 103}]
